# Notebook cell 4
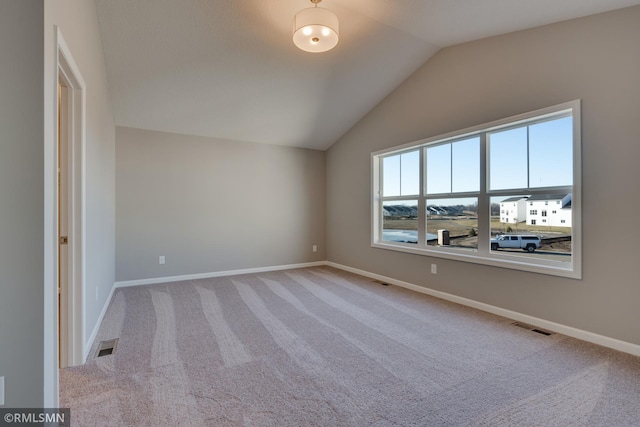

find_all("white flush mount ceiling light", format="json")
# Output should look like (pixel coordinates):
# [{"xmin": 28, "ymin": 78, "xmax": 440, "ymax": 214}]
[{"xmin": 293, "ymin": 0, "xmax": 339, "ymax": 53}]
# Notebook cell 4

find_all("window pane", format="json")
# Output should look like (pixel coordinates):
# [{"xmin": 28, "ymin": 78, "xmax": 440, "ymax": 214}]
[
  {"xmin": 426, "ymin": 144, "xmax": 451, "ymax": 194},
  {"xmin": 382, "ymin": 155, "xmax": 400, "ymax": 196},
  {"xmin": 489, "ymin": 127, "xmax": 527, "ymax": 190},
  {"xmin": 383, "ymin": 151, "xmax": 419, "ymax": 197},
  {"xmin": 426, "ymin": 198, "xmax": 478, "ymax": 250},
  {"xmin": 529, "ymin": 116, "xmax": 573, "ymax": 188},
  {"xmin": 452, "ymin": 137, "xmax": 480, "ymax": 193},
  {"xmin": 382, "ymin": 201, "xmax": 418, "ymax": 244},
  {"xmin": 400, "ymin": 150, "xmax": 420, "ymax": 195},
  {"xmin": 490, "ymin": 195, "xmax": 571, "ymax": 263}
]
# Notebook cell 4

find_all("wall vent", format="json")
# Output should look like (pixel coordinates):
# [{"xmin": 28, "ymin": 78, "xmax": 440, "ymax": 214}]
[
  {"xmin": 95, "ymin": 338, "xmax": 119, "ymax": 358},
  {"xmin": 511, "ymin": 322, "xmax": 553, "ymax": 336}
]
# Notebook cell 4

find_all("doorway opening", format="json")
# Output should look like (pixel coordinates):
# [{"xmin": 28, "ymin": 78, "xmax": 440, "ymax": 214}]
[
  {"xmin": 56, "ymin": 30, "xmax": 86, "ymax": 369},
  {"xmin": 58, "ymin": 80, "xmax": 67, "ymax": 366}
]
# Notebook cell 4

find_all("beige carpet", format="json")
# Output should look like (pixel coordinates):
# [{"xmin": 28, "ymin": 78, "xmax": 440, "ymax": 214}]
[{"xmin": 60, "ymin": 267, "xmax": 640, "ymax": 426}]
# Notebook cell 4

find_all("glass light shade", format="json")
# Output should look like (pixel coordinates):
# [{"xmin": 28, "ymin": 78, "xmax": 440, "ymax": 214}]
[{"xmin": 293, "ymin": 7, "xmax": 339, "ymax": 53}]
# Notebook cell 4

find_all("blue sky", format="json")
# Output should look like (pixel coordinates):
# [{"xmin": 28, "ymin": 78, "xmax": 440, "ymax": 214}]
[
  {"xmin": 490, "ymin": 116, "xmax": 573, "ymax": 190},
  {"xmin": 382, "ymin": 115, "xmax": 573, "ymax": 205}
]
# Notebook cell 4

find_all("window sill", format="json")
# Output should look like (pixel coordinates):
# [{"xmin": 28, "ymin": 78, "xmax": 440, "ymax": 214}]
[{"xmin": 371, "ymin": 240, "xmax": 581, "ymax": 279}]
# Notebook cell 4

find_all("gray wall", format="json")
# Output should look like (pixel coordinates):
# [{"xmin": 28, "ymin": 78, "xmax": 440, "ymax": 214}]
[
  {"xmin": 116, "ymin": 127, "xmax": 326, "ymax": 282},
  {"xmin": 326, "ymin": 7, "xmax": 640, "ymax": 345},
  {"xmin": 0, "ymin": 0, "xmax": 115, "ymax": 406},
  {"xmin": 0, "ymin": 0, "xmax": 45, "ymax": 407}
]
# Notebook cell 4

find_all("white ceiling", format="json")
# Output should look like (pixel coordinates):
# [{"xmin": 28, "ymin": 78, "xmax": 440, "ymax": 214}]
[{"xmin": 95, "ymin": 0, "xmax": 640, "ymax": 150}]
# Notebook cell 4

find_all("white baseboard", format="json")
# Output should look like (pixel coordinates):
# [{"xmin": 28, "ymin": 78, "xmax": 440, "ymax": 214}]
[
  {"xmin": 83, "ymin": 283, "xmax": 117, "ymax": 362},
  {"xmin": 327, "ymin": 262, "xmax": 640, "ymax": 357},
  {"xmin": 114, "ymin": 261, "xmax": 327, "ymax": 289}
]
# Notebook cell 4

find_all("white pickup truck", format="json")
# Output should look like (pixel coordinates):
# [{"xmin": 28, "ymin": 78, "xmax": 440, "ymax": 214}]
[{"xmin": 490, "ymin": 235, "xmax": 541, "ymax": 252}]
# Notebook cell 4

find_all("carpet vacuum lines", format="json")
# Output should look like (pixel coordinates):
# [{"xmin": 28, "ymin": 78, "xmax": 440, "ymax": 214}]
[
  {"xmin": 258, "ymin": 276, "xmax": 444, "ymax": 394},
  {"xmin": 59, "ymin": 267, "xmax": 640, "ymax": 426}
]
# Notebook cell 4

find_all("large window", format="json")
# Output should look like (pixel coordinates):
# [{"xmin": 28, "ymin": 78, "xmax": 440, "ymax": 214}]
[{"xmin": 372, "ymin": 101, "xmax": 581, "ymax": 278}]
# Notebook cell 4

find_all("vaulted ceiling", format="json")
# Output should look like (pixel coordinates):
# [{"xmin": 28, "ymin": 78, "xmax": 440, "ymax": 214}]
[{"xmin": 95, "ymin": 0, "xmax": 640, "ymax": 150}]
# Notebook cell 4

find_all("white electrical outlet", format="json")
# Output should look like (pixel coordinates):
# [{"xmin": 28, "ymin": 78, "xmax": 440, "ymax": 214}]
[
  {"xmin": 431, "ymin": 264, "xmax": 437, "ymax": 274},
  {"xmin": 159, "ymin": 256, "xmax": 165, "ymax": 265},
  {"xmin": 312, "ymin": 245, "xmax": 317, "ymax": 253},
  {"xmin": 0, "ymin": 376, "xmax": 5, "ymax": 406}
]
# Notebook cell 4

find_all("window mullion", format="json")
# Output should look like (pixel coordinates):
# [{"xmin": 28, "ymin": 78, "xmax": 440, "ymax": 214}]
[
  {"xmin": 477, "ymin": 132, "xmax": 489, "ymax": 255},
  {"xmin": 375, "ymin": 156, "xmax": 383, "ymax": 243},
  {"xmin": 526, "ymin": 125, "xmax": 530, "ymax": 189},
  {"xmin": 449, "ymin": 143, "xmax": 453, "ymax": 194},
  {"xmin": 417, "ymin": 147, "xmax": 426, "ymax": 246},
  {"xmin": 399, "ymin": 154, "xmax": 402, "ymax": 195}
]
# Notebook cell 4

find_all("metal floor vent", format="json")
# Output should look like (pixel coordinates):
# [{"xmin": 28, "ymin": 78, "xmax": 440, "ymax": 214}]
[
  {"xmin": 373, "ymin": 280, "xmax": 390, "ymax": 286},
  {"xmin": 511, "ymin": 322, "xmax": 553, "ymax": 336},
  {"xmin": 95, "ymin": 338, "xmax": 119, "ymax": 358}
]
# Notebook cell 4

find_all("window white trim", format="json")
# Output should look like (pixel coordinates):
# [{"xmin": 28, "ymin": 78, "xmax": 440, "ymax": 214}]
[{"xmin": 372, "ymin": 100, "xmax": 581, "ymax": 279}]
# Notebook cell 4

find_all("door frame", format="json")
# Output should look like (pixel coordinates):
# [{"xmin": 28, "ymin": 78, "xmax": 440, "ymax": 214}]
[{"xmin": 55, "ymin": 28, "xmax": 85, "ymax": 368}]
